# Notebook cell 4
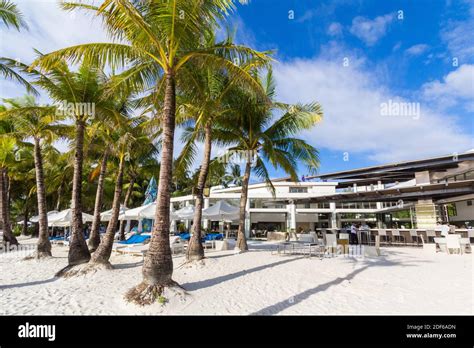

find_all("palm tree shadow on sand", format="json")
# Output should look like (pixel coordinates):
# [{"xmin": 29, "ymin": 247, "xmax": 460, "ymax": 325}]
[{"xmin": 250, "ymin": 255, "xmax": 431, "ymax": 315}]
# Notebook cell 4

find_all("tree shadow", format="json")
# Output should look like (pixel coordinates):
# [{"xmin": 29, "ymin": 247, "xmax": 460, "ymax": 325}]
[
  {"xmin": 181, "ymin": 256, "xmax": 305, "ymax": 291},
  {"xmin": 113, "ymin": 261, "xmax": 143, "ymax": 270},
  {"xmin": 251, "ymin": 255, "xmax": 425, "ymax": 315},
  {"xmin": 0, "ymin": 277, "xmax": 57, "ymax": 290}
]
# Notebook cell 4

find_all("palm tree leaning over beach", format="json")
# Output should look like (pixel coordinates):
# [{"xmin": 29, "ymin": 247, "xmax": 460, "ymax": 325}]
[
  {"xmin": 218, "ymin": 69, "xmax": 323, "ymax": 251},
  {"xmin": 33, "ymin": 0, "xmax": 270, "ymax": 303},
  {"xmin": 0, "ymin": 96, "xmax": 68, "ymax": 258}
]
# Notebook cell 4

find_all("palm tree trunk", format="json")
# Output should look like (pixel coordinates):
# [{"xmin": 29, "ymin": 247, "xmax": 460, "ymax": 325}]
[
  {"xmin": 118, "ymin": 175, "xmax": 135, "ymax": 240},
  {"xmin": 0, "ymin": 167, "xmax": 18, "ymax": 246},
  {"xmin": 90, "ymin": 157, "xmax": 125, "ymax": 265},
  {"xmin": 236, "ymin": 159, "xmax": 251, "ymax": 251},
  {"xmin": 22, "ymin": 204, "xmax": 29, "ymax": 236},
  {"xmin": 88, "ymin": 151, "xmax": 109, "ymax": 252},
  {"xmin": 68, "ymin": 119, "xmax": 91, "ymax": 265},
  {"xmin": 33, "ymin": 137, "xmax": 52, "ymax": 258},
  {"xmin": 126, "ymin": 73, "xmax": 176, "ymax": 305},
  {"xmin": 187, "ymin": 122, "xmax": 212, "ymax": 261},
  {"xmin": 55, "ymin": 184, "xmax": 62, "ymax": 211}
]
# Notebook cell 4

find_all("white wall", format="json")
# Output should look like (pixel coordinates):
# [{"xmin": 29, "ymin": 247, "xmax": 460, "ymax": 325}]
[{"xmin": 452, "ymin": 200, "xmax": 474, "ymax": 222}]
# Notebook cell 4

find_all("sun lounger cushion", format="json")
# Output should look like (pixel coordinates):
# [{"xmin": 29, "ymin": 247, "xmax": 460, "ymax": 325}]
[{"xmin": 118, "ymin": 234, "xmax": 151, "ymax": 245}]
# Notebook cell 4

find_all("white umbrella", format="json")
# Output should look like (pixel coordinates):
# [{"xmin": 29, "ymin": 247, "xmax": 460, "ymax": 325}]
[
  {"xmin": 175, "ymin": 205, "xmax": 195, "ymax": 219},
  {"xmin": 119, "ymin": 202, "xmax": 179, "ymax": 220},
  {"xmin": 47, "ymin": 209, "xmax": 94, "ymax": 227},
  {"xmin": 202, "ymin": 200, "xmax": 239, "ymax": 221},
  {"xmin": 30, "ymin": 210, "xmax": 58, "ymax": 223},
  {"xmin": 100, "ymin": 205, "xmax": 129, "ymax": 221}
]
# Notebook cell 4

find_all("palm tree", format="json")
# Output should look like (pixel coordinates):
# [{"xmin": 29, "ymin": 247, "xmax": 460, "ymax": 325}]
[
  {"xmin": 30, "ymin": 60, "xmax": 119, "ymax": 269},
  {"xmin": 224, "ymin": 163, "xmax": 242, "ymax": 186},
  {"xmin": 1, "ymin": 95, "xmax": 67, "ymax": 257},
  {"xmin": 218, "ymin": 69, "xmax": 323, "ymax": 251},
  {"xmin": 176, "ymin": 54, "xmax": 265, "ymax": 261},
  {"xmin": 88, "ymin": 118, "xmax": 150, "ymax": 267},
  {"xmin": 0, "ymin": 0, "xmax": 26, "ymax": 29},
  {"xmin": 0, "ymin": 131, "xmax": 18, "ymax": 246},
  {"xmin": 32, "ymin": 0, "xmax": 270, "ymax": 303},
  {"xmin": 0, "ymin": 3, "xmax": 37, "ymax": 94}
]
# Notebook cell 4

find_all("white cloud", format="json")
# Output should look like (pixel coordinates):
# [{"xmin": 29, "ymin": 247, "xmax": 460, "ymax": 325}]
[
  {"xmin": 422, "ymin": 64, "xmax": 474, "ymax": 110},
  {"xmin": 327, "ymin": 22, "xmax": 343, "ymax": 36},
  {"xmin": 349, "ymin": 14, "xmax": 394, "ymax": 46},
  {"xmin": 405, "ymin": 44, "xmax": 429, "ymax": 56},
  {"xmin": 0, "ymin": 0, "xmax": 110, "ymax": 100},
  {"xmin": 273, "ymin": 57, "xmax": 473, "ymax": 163},
  {"xmin": 441, "ymin": 0, "xmax": 474, "ymax": 62}
]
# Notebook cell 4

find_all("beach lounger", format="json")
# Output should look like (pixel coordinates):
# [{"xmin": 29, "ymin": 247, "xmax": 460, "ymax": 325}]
[
  {"xmin": 434, "ymin": 237, "xmax": 447, "ymax": 253},
  {"xmin": 446, "ymin": 235, "xmax": 462, "ymax": 255},
  {"xmin": 112, "ymin": 233, "xmax": 151, "ymax": 252}
]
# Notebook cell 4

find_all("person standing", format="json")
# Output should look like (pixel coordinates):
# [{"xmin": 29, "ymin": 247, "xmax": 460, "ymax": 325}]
[{"xmin": 350, "ymin": 222, "xmax": 359, "ymax": 244}]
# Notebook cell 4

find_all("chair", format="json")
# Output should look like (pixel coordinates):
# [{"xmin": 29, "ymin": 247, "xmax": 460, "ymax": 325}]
[
  {"xmin": 339, "ymin": 233, "xmax": 349, "ymax": 240},
  {"xmin": 391, "ymin": 229, "xmax": 404, "ymax": 245},
  {"xmin": 378, "ymin": 229, "xmax": 390, "ymax": 245},
  {"xmin": 325, "ymin": 234, "xmax": 337, "ymax": 255},
  {"xmin": 299, "ymin": 234, "xmax": 315, "ymax": 243},
  {"xmin": 426, "ymin": 230, "xmax": 436, "ymax": 243},
  {"xmin": 446, "ymin": 235, "xmax": 462, "ymax": 255},
  {"xmin": 460, "ymin": 238, "xmax": 472, "ymax": 253},
  {"xmin": 420, "ymin": 235, "xmax": 436, "ymax": 253},
  {"xmin": 434, "ymin": 237, "xmax": 447, "ymax": 253},
  {"xmin": 468, "ymin": 230, "xmax": 474, "ymax": 243},
  {"xmin": 409, "ymin": 230, "xmax": 421, "ymax": 246}
]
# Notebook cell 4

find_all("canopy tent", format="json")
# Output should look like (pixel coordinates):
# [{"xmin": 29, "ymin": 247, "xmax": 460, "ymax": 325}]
[
  {"xmin": 30, "ymin": 210, "xmax": 59, "ymax": 223},
  {"xmin": 47, "ymin": 209, "xmax": 94, "ymax": 227},
  {"xmin": 100, "ymin": 205, "xmax": 129, "ymax": 221},
  {"xmin": 174, "ymin": 205, "xmax": 195, "ymax": 219},
  {"xmin": 119, "ymin": 203, "xmax": 179, "ymax": 220},
  {"xmin": 202, "ymin": 200, "xmax": 239, "ymax": 221}
]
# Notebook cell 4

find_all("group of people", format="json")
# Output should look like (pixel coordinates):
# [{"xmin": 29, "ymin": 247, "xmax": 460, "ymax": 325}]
[{"xmin": 345, "ymin": 222, "xmax": 370, "ymax": 244}]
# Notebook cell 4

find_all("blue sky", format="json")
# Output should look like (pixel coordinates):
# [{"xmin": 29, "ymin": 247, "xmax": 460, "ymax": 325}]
[{"xmin": 1, "ymin": 0, "xmax": 473, "ymax": 180}]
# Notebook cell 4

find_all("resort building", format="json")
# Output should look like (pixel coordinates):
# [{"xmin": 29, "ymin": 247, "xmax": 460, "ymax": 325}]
[{"xmin": 171, "ymin": 151, "xmax": 474, "ymax": 237}]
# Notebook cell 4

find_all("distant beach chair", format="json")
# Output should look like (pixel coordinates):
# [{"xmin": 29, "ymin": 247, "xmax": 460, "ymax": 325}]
[
  {"xmin": 409, "ymin": 229, "xmax": 421, "ymax": 246},
  {"xmin": 426, "ymin": 230, "xmax": 436, "ymax": 243},
  {"xmin": 378, "ymin": 229, "xmax": 390, "ymax": 245},
  {"xmin": 391, "ymin": 229, "xmax": 405, "ymax": 245}
]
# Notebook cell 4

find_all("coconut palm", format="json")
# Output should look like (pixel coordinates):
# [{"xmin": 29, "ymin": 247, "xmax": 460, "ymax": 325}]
[
  {"xmin": 1, "ymin": 95, "xmax": 68, "ymax": 257},
  {"xmin": 0, "ymin": 0, "xmax": 26, "ymax": 29},
  {"xmin": 0, "ymin": 130, "xmax": 18, "ymax": 246},
  {"xmin": 224, "ymin": 163, "xmax": 243, "ymax": 186},
  {"xmin": 30, "ymin": 60, "xmax": 121, "ymax": 269},
  {"xmin": 218, "ymin": 69, "xmax": 323, "ymax": 251},
  {"xmin": 32, "ymin": 0, "xmax": 270, "ymax": 302},
  {"xmin": 176, "ymin": 57, "xmax": 264, "ymax": 261}
]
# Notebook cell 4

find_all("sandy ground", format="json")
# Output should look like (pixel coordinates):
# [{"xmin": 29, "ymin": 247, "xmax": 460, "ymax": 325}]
[{"xmin": 0, "ymin": 236, "xmax": 472, "ymax": 315}]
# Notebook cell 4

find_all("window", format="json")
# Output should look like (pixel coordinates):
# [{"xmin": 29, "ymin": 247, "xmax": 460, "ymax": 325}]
[
  {"xmin": 289, "ymin": 187, "xmax": 308, "ymax": 193},
  {"xmin": 468, "ymin": 200, "xmax": 472, "ymax": 206}
]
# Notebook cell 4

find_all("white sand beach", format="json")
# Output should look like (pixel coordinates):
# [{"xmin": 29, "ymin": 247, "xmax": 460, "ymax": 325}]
[{"xmin": 0, "ymin": 236, "xmax": 472, "ymax": 315}]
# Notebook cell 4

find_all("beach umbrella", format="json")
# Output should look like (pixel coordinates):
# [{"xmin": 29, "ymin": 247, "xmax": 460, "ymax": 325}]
[
  {"xmin": 47, "ymin": 209, "xmax": 94, "ymax": 227},
  {"xmin": 100, "ymin": 205, "xmax": 129, "ymax": 221},
  {"xmin": 30, "ymin": 210, "xmax": 58, "ymax": 223},
  {"xmin": 202, "ymin": 200, "xmax": 239, "ymax": 221},
  {"xmin": 175, "ymin": 205, "xmax": 195, "ymax": 219}
]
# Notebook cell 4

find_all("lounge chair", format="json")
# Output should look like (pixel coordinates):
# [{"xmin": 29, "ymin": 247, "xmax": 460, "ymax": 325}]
[
  {"xmin": 446, "ymin": 235, "xmax": 462, "ymax": 255},
  {"xmin": 434, "ymin": 237, "xmax": 447, "ymax": 253},
  {"xmin": 112, "ymin": 233, "xmax": 151, "ymax": 252}
]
